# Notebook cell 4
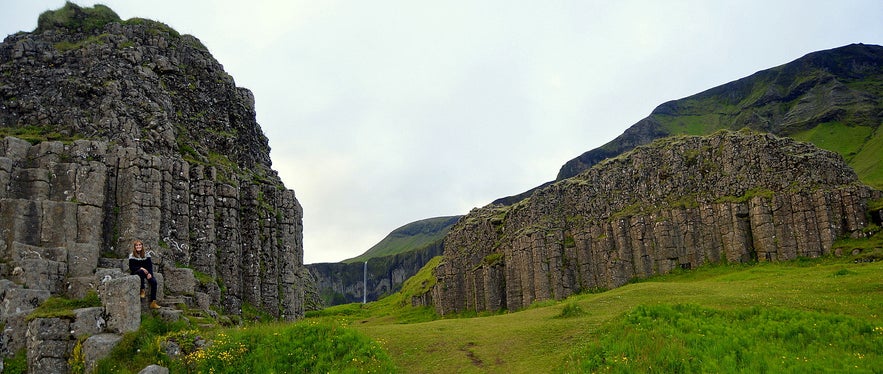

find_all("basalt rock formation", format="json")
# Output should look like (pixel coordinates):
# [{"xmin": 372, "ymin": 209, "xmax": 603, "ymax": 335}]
[
  {"xmin": 0, "ymin": 4, "xmax": 305, "ymax": 370},
  {"xmin": 432, "ymin": 131, "xmax": 880, "ymax": 315}
]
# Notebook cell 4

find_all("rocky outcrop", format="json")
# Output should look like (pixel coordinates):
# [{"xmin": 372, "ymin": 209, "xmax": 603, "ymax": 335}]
[
  {"xmin": 432, "ymin": 131, "xmax": 880, "ymax": 315},
  {"xmin": 0, "ymin": 3, "xmax": 305, "ymax": 317},
  {"xmin": 0, "ymin": 3, "xmax": 306, "ymax": 371}
]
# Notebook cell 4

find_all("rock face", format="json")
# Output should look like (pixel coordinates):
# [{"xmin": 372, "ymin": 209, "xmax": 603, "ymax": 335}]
[
  {"xmin": 432, "ymin": 131, "xmax": 880, "ymax": 315},
  {"xmin": 0, "ymin": 4, "xmax": 306, "ymax": 369},
  {"xmin": 307, "ymin": 241, "xmax": 443, "ymax": 306},
  {"xmin": 307, "ymin": 215, "xmax": 458, "ymax": 307},
  {"xmin": 0, "ymin": 4, "xmax": 305, "ymax": 319}
]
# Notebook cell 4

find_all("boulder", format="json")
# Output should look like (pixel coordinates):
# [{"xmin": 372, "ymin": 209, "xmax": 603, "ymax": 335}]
[
  {"xmin": 82, "ymin": 333, "xmax": 122, "ymax": 374},
  {"xmin": 99, "ymin": 275, "xmax": 140, "ymax": 333},
  {"xmin": 71, "ymin": 307, "xmax": 106, "ymax": 338},
  {"xmin": 27, "ymin": 317, "xmax": 74, "ymax": 374}
]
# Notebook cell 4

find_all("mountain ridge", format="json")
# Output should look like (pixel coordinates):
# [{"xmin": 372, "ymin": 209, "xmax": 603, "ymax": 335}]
[{"xmin": 493, "ymin": 43, "xmax": 883, "ymax": 206}]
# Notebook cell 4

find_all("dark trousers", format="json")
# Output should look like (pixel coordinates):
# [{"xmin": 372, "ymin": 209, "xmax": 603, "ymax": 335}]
[{"xmin": 137, "ymin": 272, "xmax": 158, "ymax": 301}]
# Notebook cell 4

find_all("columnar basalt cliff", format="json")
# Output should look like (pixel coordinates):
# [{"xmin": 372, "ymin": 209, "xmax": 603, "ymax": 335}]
[
  {"xmin": 432, "ymin": 131, "xmax": 880, "ymax": 315},
  {"xmin": 0, "ymin": 3, "xmax": 311, "ymax": 372},
  {"xmin": 0, "ymin": 5, "xmax": 305, "ymax": 369}
]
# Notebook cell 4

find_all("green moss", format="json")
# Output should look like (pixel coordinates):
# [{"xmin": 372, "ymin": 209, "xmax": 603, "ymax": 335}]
[
  {"xmin": 714, "ymin": 187, "xmax": 776, "ymax": 204},
  {"xmin": 27, "ymin": 291, "xmax": 101, "ymax": 321},
  {"xmin": 2, "ymin": 349, "xmax": 27, "ymax": 374},
  {"xmin": 482, "ymin": 253, "xmax": 504, "ymax": 266},
  {"xmin": 37, "ymin": 2, "xmax": 120, "ymax": 33},
  {"xmin": 0, "ymin": 125, "xmax": 82, "ymax": 144}
]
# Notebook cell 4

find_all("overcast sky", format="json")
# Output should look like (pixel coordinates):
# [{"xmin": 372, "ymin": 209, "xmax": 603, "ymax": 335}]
[{"xmin": 2, "ymin": 1, "xmax": 881, "ymax": 263}]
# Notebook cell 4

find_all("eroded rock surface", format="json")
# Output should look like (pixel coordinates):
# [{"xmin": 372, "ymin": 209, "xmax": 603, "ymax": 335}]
[{"xmin": 433, "ymin": 131, "xmax": 880, "ymax": 314}]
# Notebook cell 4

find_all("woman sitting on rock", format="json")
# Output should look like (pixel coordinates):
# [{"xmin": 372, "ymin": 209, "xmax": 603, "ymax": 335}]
[{"xmin": 128, "ymin": 240, "xmax": 160, "ymax": 309}]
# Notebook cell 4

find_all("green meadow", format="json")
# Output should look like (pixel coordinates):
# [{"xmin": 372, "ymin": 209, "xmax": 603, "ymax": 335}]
[
  {"xmin": 335, "ymin": 252, "xmax": 883, "ymax": 373},
  {"xmin": 21, "ymin": 235, "xmax": 879, "ymax": 373}
]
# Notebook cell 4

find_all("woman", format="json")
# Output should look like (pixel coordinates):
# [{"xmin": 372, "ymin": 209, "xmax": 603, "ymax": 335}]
[{"xmin": 128, "ymin": 240, "xmax": 160, "ymax": 309}]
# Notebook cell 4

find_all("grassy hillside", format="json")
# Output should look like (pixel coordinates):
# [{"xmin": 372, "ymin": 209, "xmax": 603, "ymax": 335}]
[
  {"xmin": 312, "ymin": 232, "xmax": 883, "ymax": 373},
  {"xmin": 343, "ymin": 216, "xmax": 460, "ymax": 263},
  {"xmin": 553, "ymin": 44, "xmax": 883, "ymax": 192}
]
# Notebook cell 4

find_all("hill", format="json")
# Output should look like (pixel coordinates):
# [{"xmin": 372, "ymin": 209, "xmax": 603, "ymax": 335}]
[
  {"xmin": 306, "ymin": 216, "xmax": 459, "ymax": 307},
  {"xmin": 495, "ymin": 43, "xmax": 883, "ymax": 205},
  {"xmin": 344, "ymin": 216, "xmax": 461, "ymax": 263}
]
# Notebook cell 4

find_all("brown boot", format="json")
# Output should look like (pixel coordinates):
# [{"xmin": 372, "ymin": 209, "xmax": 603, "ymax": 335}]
[
  {"xmin": 149, "ymin": 300, "xmax": 160, "ymax": 309},
  {"xmin": 140, "ymin": 289, "xmax": 146, "ymax": 299}
]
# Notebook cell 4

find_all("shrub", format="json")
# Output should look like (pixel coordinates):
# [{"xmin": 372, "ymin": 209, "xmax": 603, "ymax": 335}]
[{"xmin": 556, "ymin": 303, "xmax": 586, "ymax": 319}]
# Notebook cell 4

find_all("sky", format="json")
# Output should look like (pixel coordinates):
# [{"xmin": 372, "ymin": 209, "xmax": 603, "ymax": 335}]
[{"xmin": 2, "ymin": 1, "xmax": 881, "ymax": 264}]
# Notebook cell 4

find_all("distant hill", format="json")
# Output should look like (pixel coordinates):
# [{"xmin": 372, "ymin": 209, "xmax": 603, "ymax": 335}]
[
  {"xmin": 343, "ymin": 216, "xmax": 461, "ymax": 263},
  {"xmin": 305, "ymin": 215, "xmax": 460, "ymax": 308},
  {"xmin": 495, "ymin": 43, "xmax": 883, "ymax": 205}
]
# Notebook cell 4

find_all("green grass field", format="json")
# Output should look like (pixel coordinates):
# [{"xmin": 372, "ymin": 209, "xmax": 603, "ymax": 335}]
[
  {"xmin": 320, "ymin": 249, "xmax": 883, "ymax": 373},
  {"xmin": 61, "ymin": 239, "xmax": 882, "ymax": 374}
]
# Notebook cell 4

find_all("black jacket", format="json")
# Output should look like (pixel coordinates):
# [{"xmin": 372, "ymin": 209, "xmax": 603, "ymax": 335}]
[{"xmin": 128, "ymin": 253, "xmax": 154, "ymax": 276}]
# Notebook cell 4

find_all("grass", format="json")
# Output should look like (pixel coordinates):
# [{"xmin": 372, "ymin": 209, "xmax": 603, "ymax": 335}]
[
  {"xmin": 790, "ymin": 121, "xmax": 873, "ymax": 160},
  {"xmin": 27, "ymin": 291, "xmax": 101, "ymax": 320},
  {"xmin": 92, "ymin": 315, "xmax": 395, "ymax": 374},
  {"xmin": 0, "ymin": 125, "xmax": 83, "ymax": 144},
  {"xmin": 37, "ymin": 2, "xmax": 120, "ymax": 34},
  {"xmin": 561, "ymin": 304, "xmax": 882, "ymax": 373},
  {"xmin": 343, "ymin": 216, "xmax": 459, "ymax": 263},
  {"xmin": 90, "ymin": 235, "xmax": 883, "ymax": 373},
  {"xmin": 341, "ymin": 251, "xmax": 883, "ymax": 373},
  {"xmin": 165, "ymin": 321, "xmax": 395, "ymax": 373}
]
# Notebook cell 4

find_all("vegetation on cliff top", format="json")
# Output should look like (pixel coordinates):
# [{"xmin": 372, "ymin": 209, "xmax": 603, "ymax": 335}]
[
  {"xmin": 36, "ymin": 2, "xmax": 120, "ymax": 34},
  {"xmin": 343, "ymin": 216, "xmax": 460, "ymax": 263},
  {"xmin": 35, "ymin": 2, "xmax": 188, "ymax": 43}
]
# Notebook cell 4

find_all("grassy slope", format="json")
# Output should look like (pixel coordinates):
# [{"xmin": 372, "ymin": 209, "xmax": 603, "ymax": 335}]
[
  {"xmin": 343, "ymin": 216, "xmax": 460, "ymax": 263},
  {"xmin": 312, "ymin": 249, "xmax": 883, "ymax": 373},
  {"xmin": 557, "ymin": 45, "xmax": 883, "ymax": 190},
  {"xmin": 791, "ymin": 122, "xmax": 883, "ymax": 189}
]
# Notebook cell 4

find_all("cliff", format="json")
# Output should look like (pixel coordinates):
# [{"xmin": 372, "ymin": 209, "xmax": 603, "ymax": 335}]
[
  {"xmin": 0, "ymin": 4, "xmax": 306, "ymax": 369},
  {"xmin": 307, "ymin": 216, "xmax": 458, "ymax": 307},
  {"xmin": 308, "ymin": 241, "xmax": 443, "ymax": 306},
  {"xmin": 432, "ymin": 131, "xmax": 880, "ymax": 314}
]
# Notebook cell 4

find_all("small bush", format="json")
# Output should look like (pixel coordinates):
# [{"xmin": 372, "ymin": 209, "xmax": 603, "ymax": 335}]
[{"xmin": 556, "ymin": 303, "xmax": 586, "ymax": 319}]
